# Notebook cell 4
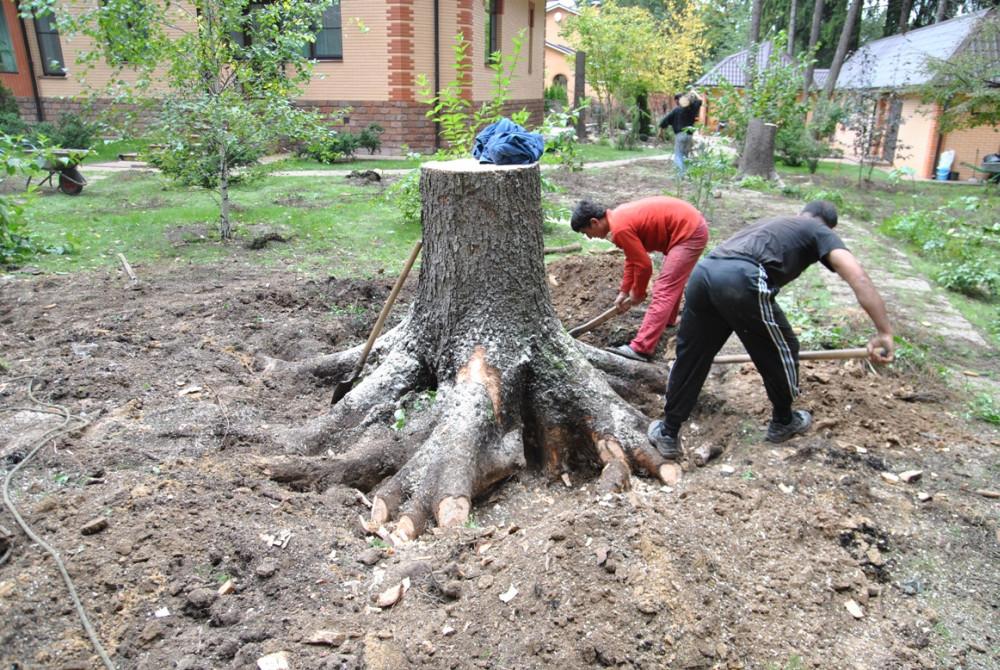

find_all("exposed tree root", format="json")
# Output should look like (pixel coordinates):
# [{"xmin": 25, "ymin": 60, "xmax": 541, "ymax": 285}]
[{"xmin": 264, "ymin": 160, "xmax": 680, "ymax": 542}]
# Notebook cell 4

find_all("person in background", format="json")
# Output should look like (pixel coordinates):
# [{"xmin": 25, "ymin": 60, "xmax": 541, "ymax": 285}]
[
  {"xmin": 658, "ymin": 91, "xmax": 702, "ymax": 178},
  {"xmin": 570, "ymin": 196, "xmax": 709, "ymax": 362},
  {"xmin": 646, "ymin": 201, "xmax": 894, "ymax": 461}
]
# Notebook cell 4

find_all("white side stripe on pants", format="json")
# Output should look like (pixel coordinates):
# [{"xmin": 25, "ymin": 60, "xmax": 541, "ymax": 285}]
[{"xmin": 756, "ymin": 265, "xmax": 799, "ymax": 399}]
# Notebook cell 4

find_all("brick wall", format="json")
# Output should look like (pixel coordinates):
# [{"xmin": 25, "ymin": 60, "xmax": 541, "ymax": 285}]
[
  {"xmin": 303, "ymin": 98, "xmax": 545, "ymax": 154},
  {"xmin": 14, "ymin": 96, "xmax": 159, "ymax": 131},
  {"xmin": 17, "ymin": 95, "xmax": 544, "ymax": 156},
  {"xmin": 939, "ymin": 124, "xmax": 1000, "ymax": 181}
]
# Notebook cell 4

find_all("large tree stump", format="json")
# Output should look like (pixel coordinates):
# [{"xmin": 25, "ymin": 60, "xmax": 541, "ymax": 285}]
[
  {"xmin": 738, "ymin": 118, "xmax": 779, "ymax": 180},
  {"xmin": 264, "ymin": 159, "xmax": 678, "ymax": 541}
]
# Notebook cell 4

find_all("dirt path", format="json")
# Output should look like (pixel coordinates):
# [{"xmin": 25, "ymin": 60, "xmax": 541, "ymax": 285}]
[{"xmin": 1, "ymin": 176, "xmax": 998, "ymax": 669}]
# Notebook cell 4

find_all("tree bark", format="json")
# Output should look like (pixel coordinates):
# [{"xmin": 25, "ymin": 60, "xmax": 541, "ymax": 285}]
[
  {"xmin": 803, "ymin": 0, "xmax": 824, "ymax": 96},
  {"xmin": 788, "ymin": 0, "xmax": 799, "ymax": 56},
  {"xmin": 823, "ymin": 0, "xmax": 863, "ymax": 99},
  {"xmin": 898, "ymin": 0, "xmax": 912, "ymax": 33},
  {"xmin": 264, "ymin": 159, "xmax": 678, "ymax": 541},
  {"xmin": 749, "ymin": 0, "xmax": 763, "ymax": 45},
  {"xmin": 738, "ymin": 118, "xmax": 779, "ymax": 180},
  {"xmin": 934, "ymin": 0, "xmax": 948, "ymax": 23}
]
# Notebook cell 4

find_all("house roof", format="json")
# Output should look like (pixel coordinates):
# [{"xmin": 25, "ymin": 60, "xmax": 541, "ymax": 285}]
[
  {"xmin": 545, "ymin": 40, "xmax": 576, "ymax": 56},
  {"xmin": 695, "ymin": 41, "xmax": 793, "ymax": 88},
  {"xmin": 812, "ymin": 68, "xmax": 830, "ymax": 89},
  {"xmin": 545, "ymin": 0, "xmax": 580, "ymax": 15},
  {"xmin": 836, "ymin": 9, "xmax": 993, "ymax": 89}
]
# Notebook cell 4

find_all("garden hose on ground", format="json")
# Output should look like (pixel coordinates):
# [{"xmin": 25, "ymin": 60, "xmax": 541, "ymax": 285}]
[{"xmin": 0, "ymin": 376, "xmax": 116, "ymax": 670}]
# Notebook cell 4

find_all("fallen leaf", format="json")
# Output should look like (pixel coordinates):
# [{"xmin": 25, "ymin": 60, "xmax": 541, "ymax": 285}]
[
  {"xmin": 499, "ymin": 584, "xmax": 518, "ymax": 603},
  {"xmin": 256, "ymin": 651, "xmax": 290, "ymax": 670},
  {"xmin": 844, "ymin": 599, "xmax": 865, "ymax": 619}
]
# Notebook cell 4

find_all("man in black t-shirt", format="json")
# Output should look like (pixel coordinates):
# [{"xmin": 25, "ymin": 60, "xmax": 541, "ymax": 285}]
[
  {"xmin": 647, "ymin": 200, "xmax": 894, "ymax": 461},
  {"xmin": 658, "ymin": 91, "xmax": 702, "ymax": 177}
]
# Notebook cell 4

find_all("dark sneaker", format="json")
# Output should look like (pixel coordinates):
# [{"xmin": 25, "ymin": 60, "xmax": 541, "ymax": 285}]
[
  {"xmin": 607, "ymin": 344, "xmax": 651, "ymax": 362},
  {"xmin": 766, "ymin": 410, "xmax": 813, "ymax": 443},
  {"xmin": 647, "ymin": 420, "xmax": 681, "ymax": 460}
]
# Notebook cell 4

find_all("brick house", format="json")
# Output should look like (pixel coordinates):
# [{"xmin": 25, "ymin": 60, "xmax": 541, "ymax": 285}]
[
  {"xmin": 0, "ymin": 0, "xmax": 545, "ymax": 152},
  {"xmin": 832, "ymin": 9, "xmax": 999, "ymax": 180}
]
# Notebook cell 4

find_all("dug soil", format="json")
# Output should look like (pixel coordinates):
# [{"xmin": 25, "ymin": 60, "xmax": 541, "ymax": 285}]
[{"xmin": 2, "ymin": 206, "xmax": 999, "ymax": 668}]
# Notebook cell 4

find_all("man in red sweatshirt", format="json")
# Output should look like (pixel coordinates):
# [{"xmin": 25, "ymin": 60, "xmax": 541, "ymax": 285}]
[{"xmin": 571, "ymin": 196, "xmax": 709, "ymax": 361}]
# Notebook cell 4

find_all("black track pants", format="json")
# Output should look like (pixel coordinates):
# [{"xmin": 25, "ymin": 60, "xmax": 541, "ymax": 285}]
[{"xmin": 663, "ymin": 257, "xmax": 800, "ymax": 431}]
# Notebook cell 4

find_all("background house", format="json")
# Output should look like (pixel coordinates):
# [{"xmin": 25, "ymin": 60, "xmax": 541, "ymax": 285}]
[
  {"xmin": 543, "ymin": 0, "xmax": 583, "ymax": 103},
  {"xmin": 833, "ymin": 9, "xmax": 999, "ymax": 180},
  {"xmin": 694, "ymin": 40, "xmax": 828, "ymax": 131},
  {"xmin": 0, "ymin": 0, "xmax": 545, "ymax": 153}
]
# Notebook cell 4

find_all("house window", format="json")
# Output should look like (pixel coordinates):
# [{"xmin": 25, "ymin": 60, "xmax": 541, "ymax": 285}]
[
  {"xmin": 527, "ymin": 3, "xmax": 534, "ymax": 73},
  {"xmin": 485, "ymin": 0, "xmax": 502, "ymax": 64},
  {"xmin": 233, "ymin": 3, "xmax": 342, "ymax": 60},
  {"xmin": 0, "ymin": 11, "xmax": 17, "ymax": 73},
  {"xmin": 33, "ymin": 13, "xmax": 64, "ymax": 76},
  {"xmin": 306, "ymin": 4, "xmax": 342, "ymax": 59}
]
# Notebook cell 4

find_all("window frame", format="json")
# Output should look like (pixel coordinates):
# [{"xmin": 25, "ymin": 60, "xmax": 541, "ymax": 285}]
[
  {"xmin": 305, "ymin": 3, "xmax": 342, "ymax": 61},
  {"xmin": 233, "ymin": 2, "xmax": 343, "ymax": 61},
  {"xmin": 33, "ymin": 13, "xmax": 65, "ymax": 76},
  {"xmin": 485, "ymin": 0, "xmax": 502, "ymax": 65},
  {"xmin": 0, "ymin": 10, "xmax": 17, "ymax": 73}
]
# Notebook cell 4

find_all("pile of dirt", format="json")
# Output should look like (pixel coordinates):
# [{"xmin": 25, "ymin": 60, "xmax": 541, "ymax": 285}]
[{"xmin": 1, "ymin": 255, "xmax": 998, "ymax": 670}]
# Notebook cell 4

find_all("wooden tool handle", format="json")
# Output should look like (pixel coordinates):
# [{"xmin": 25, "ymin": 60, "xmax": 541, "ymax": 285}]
[
  {"xmin": 712, "ymin": 347, "xmax": 870, "ymax": 365},
  {"xmin": 352, "ymin": 240, "xmax": 423, "ymax": 375},
  {"xmin": 569, "ymin": 305, "xmax": 620, "ymax": 338}
]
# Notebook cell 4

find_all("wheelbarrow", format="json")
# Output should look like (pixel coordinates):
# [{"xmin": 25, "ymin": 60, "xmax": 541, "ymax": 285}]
[{"xmin": 24, "ymin": 147, "xmax": 90, "ymax": 195}]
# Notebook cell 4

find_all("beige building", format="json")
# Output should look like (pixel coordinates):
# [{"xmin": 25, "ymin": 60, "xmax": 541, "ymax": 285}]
[
  {"xmin": 543, "ymin": 0, "xmax": 596, "ymax": 105},
  {"xmin": 0, "ymin": 0, "xmax": 545, "ymax": 152},
  {"xmin": 832, "ymin": 9, "xmax": 999, "ymax": 180}
]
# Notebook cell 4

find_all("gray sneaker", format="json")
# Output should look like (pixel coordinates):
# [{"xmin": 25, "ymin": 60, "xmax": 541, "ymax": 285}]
[
  {"xmin": 647, "ymin": 420, "xmax": 681, "ymax": 460},
  {"xmin": 607, "ymin": 344, "xmax": 651, "ymax": 362},
  {"xmin": 766, "ymin": 410, "xmax": 813, "ymax": 443}
]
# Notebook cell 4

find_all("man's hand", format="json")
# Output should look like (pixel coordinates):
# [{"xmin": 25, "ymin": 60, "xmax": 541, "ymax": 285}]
[
  {"xmin": 867, "ymin": 333, "xmax": 894, "ymax": 364},
  {"xmin": 614, "ymin": 292, "xmax": 632, "ymax": 313}
]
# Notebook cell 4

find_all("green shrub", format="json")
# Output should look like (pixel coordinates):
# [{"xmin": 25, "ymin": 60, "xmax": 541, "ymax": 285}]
[
  {"xmin": 544, "ymin": 83, "xmax": 568, "ymax": 106},
  {"xmin": 297, "ymin": 128, "xmax": 362, "ymax": 163},
  {"xmin": 358, "ymin": 123, "xmax": 383, "ymax": 155},
  {"xmin": 383, "ymin": 169, "xmax": 421, "ymax": 225},
  {"xmin": 0, "ymin": 111, "xmax": 29, "ymax": 136},
  {"xmin": 49, "ymin": 113, "xmax": 101, "ymax": 149},
  {"xmin": 738, "ymin": 174, "xmax": 772, "ymax": 192},
  {"xmin": 935, "ymin": 259, "xmax": 999, "ymax": 298},
  {"xmin": 0, "ymin": 83, "xmax": 19, "ymax": 117}
]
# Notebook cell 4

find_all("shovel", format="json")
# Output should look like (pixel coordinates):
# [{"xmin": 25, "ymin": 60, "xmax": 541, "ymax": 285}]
[
  {"xmin": 712, "ymin": 347, "xmax": 873, "ymax": 365},
  {"xmin": 331, "ymin": 240, "xmax": 423, "ymax": 405},
  {"xmin": 568, "ymin": 305, "xmax": 621, "ymax": 338}
]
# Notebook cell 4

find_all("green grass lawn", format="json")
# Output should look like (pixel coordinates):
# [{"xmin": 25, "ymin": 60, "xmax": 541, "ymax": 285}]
[
  {"xmin": 20, "ymin": 170, "xmax": 579, "ymax": 277},
  {"xmin": 270, "ymin": 141, "xmax": 669, "ymax": 171},
  {"xmin": 88, "ymin": 138, "xmax": 150, "ymax": 163}
]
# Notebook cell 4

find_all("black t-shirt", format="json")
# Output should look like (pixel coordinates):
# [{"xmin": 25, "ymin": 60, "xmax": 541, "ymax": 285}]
[
  {"xmin": 708, "ymin": 215, "xmax": 847, "ymax": 287},
  {"xmin": 659, "ymin": 99, "xmax": 702, "ymax": 134}
]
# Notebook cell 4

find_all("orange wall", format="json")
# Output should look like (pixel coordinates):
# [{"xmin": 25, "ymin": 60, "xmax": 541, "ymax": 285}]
[
  {"xmin": 940, "ymin": 124, "xmax": 1000, "ymax": 181},
  {"xmin": 0, "ymin": 0, "xmax": 35, "ymax": 96},
  {"xmin": 832, "ymin": 95, "xmax": 940, "ymax": 178}
]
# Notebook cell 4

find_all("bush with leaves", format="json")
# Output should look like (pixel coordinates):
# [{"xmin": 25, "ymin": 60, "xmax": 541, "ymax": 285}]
[
  {"xmin": 417, "ymin": 32, "xmax": 529, "ymax": 156},
  {"xmin": 358, "ymin": 123, "xmax": 384, "ymax": 155},
  {"xmin": 544, "ymin": 83, "xmax": 568, "ymax": 108},
  {"xmin": 0, "ymin": 134, "xmax": 76, "ymax": 266},
  {"xmin": 881, "ymin": 202, "xmax": 999, "ymax": 299}
]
